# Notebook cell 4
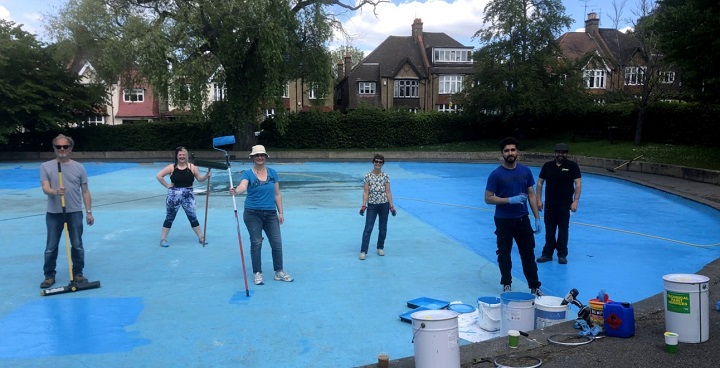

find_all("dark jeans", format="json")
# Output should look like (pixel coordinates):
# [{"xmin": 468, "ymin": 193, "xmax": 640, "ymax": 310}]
[
  {"xmin": 243, "ymin": 209, "xmax": 283, "ymax": 274},
  {"xmin": 44, "ymin": 212, "xmax": 84, "ymax": 278},
  {"xmin": 360, "ymin": 202, "xmax": 389, "ymax": 253},
  {"xmin": 541, "ymin": 205, "xmax": 571, "ymax": 258},
  {"xmin": 494, "ymin": 215, "xmax": 541, "ymax": 289}
]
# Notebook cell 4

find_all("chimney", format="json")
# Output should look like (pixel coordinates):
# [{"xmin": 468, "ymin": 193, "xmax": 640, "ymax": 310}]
[
  {"xmin": 585, "ymin": 12, "xmax": 600, "ymax": 36},
  {"xmin": 337, "ymin": 59, "xmax": 344, "ymax": 81},
  {"xmin": 412, "ymin": 18, "xmax": 423, "ymax": 42},
  {"xmin": 344, "ymin": 52, "xmax": 352, "ymax": 79}
]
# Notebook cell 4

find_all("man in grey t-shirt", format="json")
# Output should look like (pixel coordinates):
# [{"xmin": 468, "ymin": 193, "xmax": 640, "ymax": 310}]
[{"xmin": 39, "ymin": 134, "xmax": 94, "ymax": 288}]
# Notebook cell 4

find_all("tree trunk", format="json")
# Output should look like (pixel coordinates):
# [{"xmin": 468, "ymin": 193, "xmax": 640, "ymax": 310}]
[{"xmin": 634, "ymin": 106, "xmax": 644, "ymax": 146}]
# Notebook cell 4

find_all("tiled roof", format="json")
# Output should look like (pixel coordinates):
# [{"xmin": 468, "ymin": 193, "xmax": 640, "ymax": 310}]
[{"xmin": 349, "ymin": 32, "xmax": 469, "ymax": 80}]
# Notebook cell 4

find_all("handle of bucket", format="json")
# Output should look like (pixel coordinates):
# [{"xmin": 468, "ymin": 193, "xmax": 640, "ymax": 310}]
[
  {"xmin": 411, "ymin": 322, "xmax": 426, "ymax": 343},
  {"xmin": 480, "ymin": 304, "xmax": 501, "ymax": 322}
]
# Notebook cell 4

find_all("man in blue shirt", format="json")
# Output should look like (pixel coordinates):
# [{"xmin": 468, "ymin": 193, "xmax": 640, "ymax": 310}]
[{"xmin": 485, "ymin": 137, "xmax": 543, "ymax": 296}]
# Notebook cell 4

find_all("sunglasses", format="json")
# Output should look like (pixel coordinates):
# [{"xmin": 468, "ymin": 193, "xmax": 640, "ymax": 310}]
[
  {"xmin": 54, "ymin": 145, "xmax": 70, "ymax": 150},
  {"xmin": 373, "ymin": 160, "xmax": 384, "ymax": 164}
]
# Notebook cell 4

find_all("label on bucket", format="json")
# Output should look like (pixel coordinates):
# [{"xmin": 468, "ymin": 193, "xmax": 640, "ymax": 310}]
[{"xmin": 666, "ymin": 291, "xmax": 691, "ymax": 314}]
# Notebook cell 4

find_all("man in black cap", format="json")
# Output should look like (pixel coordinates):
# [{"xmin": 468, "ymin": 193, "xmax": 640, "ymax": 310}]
[{"xmin": 535, "ymin": 143, "xmax": 582, "ymax": 264}]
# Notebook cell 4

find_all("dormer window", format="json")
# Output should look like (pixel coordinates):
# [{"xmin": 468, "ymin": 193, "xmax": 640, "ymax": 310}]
[
  {"xmin": 123, "ymin": 88, "xmax": 144, "ymax": 102},
  {"xmin": 433, "ymin": 48, "xmax": 472, "ymax": 63}
]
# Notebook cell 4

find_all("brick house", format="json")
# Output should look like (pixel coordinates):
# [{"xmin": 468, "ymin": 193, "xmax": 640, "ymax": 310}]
[
  {"xmin": 335, "ymin": 18, "xmax": 474, "ymax": 112},
  {"xmin": 557, "ymin": 12, "xmax": 680, "ymax": 98}
]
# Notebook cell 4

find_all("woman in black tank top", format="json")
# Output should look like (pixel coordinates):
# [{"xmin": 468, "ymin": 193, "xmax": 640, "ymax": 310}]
[{"xmin": 155, "ymin": 147, "xmax": 211, "ymax": 247}]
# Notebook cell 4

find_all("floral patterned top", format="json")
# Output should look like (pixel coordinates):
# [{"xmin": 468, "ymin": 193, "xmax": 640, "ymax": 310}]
[{"xmin": 364, "ymin": 172, "xmax": 390, "ymax": 204}]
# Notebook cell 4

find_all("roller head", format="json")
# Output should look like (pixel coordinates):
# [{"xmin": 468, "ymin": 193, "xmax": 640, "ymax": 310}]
[{"xmin": 213, "ymin": 135, "xmax": 236, "ymax": 147}]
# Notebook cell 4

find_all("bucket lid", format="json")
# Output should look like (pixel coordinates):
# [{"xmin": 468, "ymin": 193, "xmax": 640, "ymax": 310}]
[
  {"xmin": 535, "ymin": 296, "xmax": 564, "ymax": 307},
  {"xmin": 410, "ymin": 309, "xmax": 459, "ymax": 321},
  {"xmin": 662, "ymin": 273, "xmax": 710, "ymax": 283},
  {"xmin": 477, "ymin": 296, "xmax": 501, "ymax": 305},
  {"xmin": 500, "ymin": 292, "xmax": 535, "ymax": 304}
]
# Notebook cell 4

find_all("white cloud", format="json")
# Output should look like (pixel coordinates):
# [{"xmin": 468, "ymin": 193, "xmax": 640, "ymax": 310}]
[
  {"xmin": 0, "ymin": 6, "xmax": 11, "ymax": 21},
  {"xmin": 332, "ymin": 0, "xmax": 489, "ymax": 53}
]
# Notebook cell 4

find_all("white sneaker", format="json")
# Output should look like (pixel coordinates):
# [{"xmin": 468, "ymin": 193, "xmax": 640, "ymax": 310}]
[
  {"xmin": 377, "ymin": 249, "xmax": 385, "ymax": 256},
  {"xmin": 503, "ymin": 284, "xmax": 512, "ymax": 292},
  {"xmin": 274, "ymin": 270, "xmax": 294, "ymax": 282},
  {"xmin": 253, "ymin": 272, "xmax": 264, "ymax": 285},
  {"xmin": 359, "ymin": 252, "xmax": 366, "ymax": 260}
]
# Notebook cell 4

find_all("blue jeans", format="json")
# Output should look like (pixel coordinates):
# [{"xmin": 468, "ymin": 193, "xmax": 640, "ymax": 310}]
[
  {"xmin": 361, "ymin": 202, "xmax": 389, "ymax": 253},
  {"xmin": 494, "ymin": 215, "xmax": 541, "ymax": 289},
  {"xmin": 44, "ymin": 212, "xmax": 84, "ymax": 278},
  {"xmin": 243, "ymin": 209, "xmax": 283, "ymax": 274}
]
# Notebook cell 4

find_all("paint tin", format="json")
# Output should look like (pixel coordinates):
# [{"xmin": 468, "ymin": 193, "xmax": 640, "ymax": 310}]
[
  {"xmin": 534, "ymin": 296, "xmax": 569, "ymax": 329},
  {"xmin": 411, "ymin": 309, "xmax": 460, "ymax": 368},
  {"xmin": 663, "ymin": 273, "xmax": 710, "ymax": 343},
  {"xmin": 500, "ymin": 292, "xmax": 535, "ymax": 335}
]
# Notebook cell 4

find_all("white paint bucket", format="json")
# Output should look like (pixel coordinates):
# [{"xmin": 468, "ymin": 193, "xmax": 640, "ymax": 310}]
[
  {"xmin": 411, "ymin": 309, "xmax": 460, "ymax": 368},
  {"xmin": 500, "ymin": 292, "xmax": 535, "ymax": 336},
  {"xmin": 535, "ymin": 296, "xmax": 569, "ymax": 329},
  {"xmin": 477, "ymin": 296, "xmax": 501, "ymax": 332},
  {"xmin": 663, "ymin": 273, "xmax": 710, "ymax": 343}
]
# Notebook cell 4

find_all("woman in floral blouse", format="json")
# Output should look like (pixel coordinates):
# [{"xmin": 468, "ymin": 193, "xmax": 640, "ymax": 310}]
[{"xmin": 358, "ymin": 154, "xmax": 396, "ymax": 260}]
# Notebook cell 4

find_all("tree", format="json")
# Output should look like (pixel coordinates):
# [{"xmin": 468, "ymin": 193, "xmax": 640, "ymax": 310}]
[
  {"xmin": 0, "ymin": 20, "xmax": 106, "ymax": 144},
  {"xmin": 464, "ymin": 0, "xmax": 588, "ymax": 124},
  {"xmin": 47, "ymin": 0, "xmax": 386, "ymax": 150},
  {"xmin": 609, "ymin": 0, "xmax": 679, "ymax": 145},
  {"xmin": 653, "ymin": 0, "xmax": 720, "ymax": 103},
  {"xmin": 330, "ymin": 45, "xmax": 364, "ymax": 79}
]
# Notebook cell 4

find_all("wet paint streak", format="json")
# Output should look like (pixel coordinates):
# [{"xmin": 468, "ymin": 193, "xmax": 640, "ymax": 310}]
[{"xmin": 0, "ymin": 297, "xmax": 149, "ymax": 358}]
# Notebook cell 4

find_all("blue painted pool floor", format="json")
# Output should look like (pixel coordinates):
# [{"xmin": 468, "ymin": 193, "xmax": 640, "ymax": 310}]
[{"xmin": 1, "ymin": 161, "xmax": 719, "ymax": 367}]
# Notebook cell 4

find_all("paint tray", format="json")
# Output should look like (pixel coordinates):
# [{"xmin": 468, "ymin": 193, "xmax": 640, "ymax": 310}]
[
  {"xmin": 399, "ymin": 307, "xmax": 430, "ymax": 323},
  {"xmin": 406, "ymin": 297, "xmax": 450, "ymax": 310}
]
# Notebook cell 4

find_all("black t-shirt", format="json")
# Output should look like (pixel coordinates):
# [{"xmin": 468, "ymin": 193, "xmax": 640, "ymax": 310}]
[
  {"xmin": 170, "ymin": 166, "xmax": 195, "ymax": 188},
  {"xmin": 538, "ymin": 160, "xmax": 581, "ymax": 206}
]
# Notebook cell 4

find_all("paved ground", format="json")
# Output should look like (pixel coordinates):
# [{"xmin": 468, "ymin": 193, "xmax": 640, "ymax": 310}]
[{"xmin": 359, "ymin": 164, "xmax": 720, "ymax": 368}]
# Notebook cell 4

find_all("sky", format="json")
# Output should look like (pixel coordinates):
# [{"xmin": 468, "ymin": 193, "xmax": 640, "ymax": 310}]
[{"xmin": 1, "ymin": 0, "xmax": 635, "ymax": 53}]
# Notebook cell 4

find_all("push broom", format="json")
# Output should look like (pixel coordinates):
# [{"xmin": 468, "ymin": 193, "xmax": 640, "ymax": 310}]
[
  {"xmin": 190, "ymin": 153, "xmax": 229, "ymax": 247},
  {"xmin": 41, "ymin": 162, "xmax": 101, "ymax": 296},
  {"xmin": 607, "ymin": 155, "xmax": 644, "ymax": 173},
  {"xmin": 213, "ymin": 135, "xmax": 250, "ymax": 297}
]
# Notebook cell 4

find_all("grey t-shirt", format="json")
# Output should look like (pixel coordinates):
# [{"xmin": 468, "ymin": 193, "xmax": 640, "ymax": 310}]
[{"xmin": 40, "ymin": 160, "xmax": 88, "ymax": 213}]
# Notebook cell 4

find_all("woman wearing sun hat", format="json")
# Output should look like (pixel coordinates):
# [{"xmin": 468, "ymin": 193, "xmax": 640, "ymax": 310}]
[{"xmin": 230, "ymin": 145, "xmax": 293, "ymax": 285}]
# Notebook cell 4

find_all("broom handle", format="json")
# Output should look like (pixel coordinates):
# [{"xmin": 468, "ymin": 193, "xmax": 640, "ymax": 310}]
[
  {"xmin": 57, "ymin": 162, "xmax": 74, "ymax": 283},
  {"xmin": 202, "ymin": 169, "xmax": 211, "ymax": 247}
]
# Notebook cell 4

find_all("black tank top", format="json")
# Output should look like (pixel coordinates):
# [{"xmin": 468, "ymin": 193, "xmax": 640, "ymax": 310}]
[{"xmin": 170, "ymin": 166, "xmax": 194, "ymax": 188}]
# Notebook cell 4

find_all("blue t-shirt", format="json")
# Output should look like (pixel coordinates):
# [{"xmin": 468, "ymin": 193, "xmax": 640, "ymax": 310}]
[
  {"xmin": 241, "ymin": 167, "xmax": 279, "ymax": 210},
  {"xmin": 485, "ymin": 164, "xmax": 535, "ymax": 219}
]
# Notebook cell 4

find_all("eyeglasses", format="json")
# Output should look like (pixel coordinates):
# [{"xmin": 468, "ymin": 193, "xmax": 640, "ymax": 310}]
[
  {"xmin": 54, "ymin": 145, "xmax": 70, "ymax": 150},
  {"xmin": 373, "ymin": 160, "xmax": 384, "ymax": 164}
]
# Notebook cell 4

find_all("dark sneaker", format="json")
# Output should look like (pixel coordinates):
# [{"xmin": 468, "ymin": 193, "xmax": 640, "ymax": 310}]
[
  {"xmin": 558, "ymin": 257, "xmax": 568, "ymax": 264},
  {"xmin": 531, "ymin": 288, "xmax": 544, "ymax": 297},
  {"xmin": 536, "ymin": 255, "xmax": 552, "ymax": 263},
  {"xmin": 40, "ymin": 277, "xmax": 55, "ymax": 288},
  {"xmin": 74, "ymin": 274, "xmax": 88, "ymax": 283},
  {"xmin": 503, "ymin": 284, "xmax": 512, "ymax": 292}
]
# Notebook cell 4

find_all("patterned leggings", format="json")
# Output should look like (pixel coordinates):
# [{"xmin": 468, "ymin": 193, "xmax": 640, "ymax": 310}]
[{"xmin": 163, "ymin": 187, "xmax": 200, "ymax": 228}]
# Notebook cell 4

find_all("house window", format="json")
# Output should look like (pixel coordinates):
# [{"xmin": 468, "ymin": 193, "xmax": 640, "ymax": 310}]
[
  {"xmin": 309, "ymin": 86, "xmax": 317, "ymax": 99},
  {"xmin": 660, "ymin": 71, "xmax": 675, "ymax": 84},
  {"xmin": 83, "ymin": 116, "xmax": 105, "ymax": 126},
  {"xmin": 213, "ymin": 83, "xmax": 227, "ymax": 101},
  {"xmin": 439, "ymin": 75, "xmax": 464, "ymax": 94},
  {"xmin": 358, "ymin": 82, "xmax": 376, "ymax": 95},
  {"xmin": 282, "ymin": 83, "xmax": 289, "ymax": 98},
  {"xmin": 584, "ymin": 70, "xmax": 606, "ymax": 89},
  {"xmin": 264, "ymin": 108, "xmax": 275, "ymax": 117},
  {"xmin": 123, "ymin": 88, "xmax": 144, "ymax": 102},
  {"xmin": 437, "ymin": 104, "xmax": 462, "ymax": 113},
  {"xmin": 433, "ymin": 48, "xmax": 473, "ymax": 63},
  {"xmin": 394, "ymin": 80, "xmax": 419, "ymax": 98},
  {"xmin": 625, "ymin": 66, "xmax": 646, "ymax": 86}
]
